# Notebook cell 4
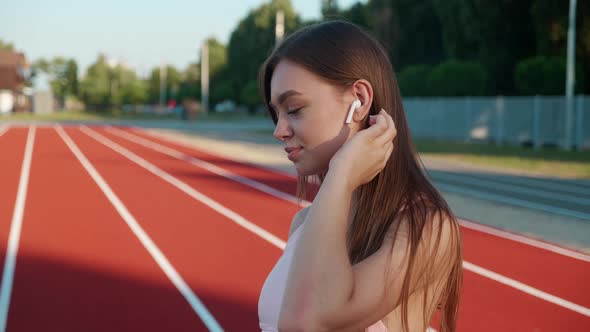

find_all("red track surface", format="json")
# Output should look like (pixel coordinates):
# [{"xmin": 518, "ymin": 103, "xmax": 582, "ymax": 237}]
[{"xmin": 0, "ymin": 125, "xmax": 588, "ymax": 331}]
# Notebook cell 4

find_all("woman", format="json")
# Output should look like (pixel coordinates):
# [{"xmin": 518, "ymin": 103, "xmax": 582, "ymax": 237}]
[{"xmin": 257, "ymin": 20, "xmax": 463, "ymax": 332}]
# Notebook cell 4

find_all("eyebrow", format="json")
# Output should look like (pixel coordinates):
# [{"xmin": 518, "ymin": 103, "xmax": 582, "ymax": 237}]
[{"xmin": 269, "ymin": 90, "xmax": 302, "ymax": 109}]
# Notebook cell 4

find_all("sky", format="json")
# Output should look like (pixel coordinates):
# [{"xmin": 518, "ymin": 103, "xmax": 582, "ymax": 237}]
[{"xmin": 0, "ymin": 0, "xmax": 365, "ymax": 86}]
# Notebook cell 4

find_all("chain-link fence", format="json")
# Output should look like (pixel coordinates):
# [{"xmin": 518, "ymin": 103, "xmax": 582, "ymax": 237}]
[{"xmin": 404, "ymin": 95, "xmax": 589, "ymax": 150}]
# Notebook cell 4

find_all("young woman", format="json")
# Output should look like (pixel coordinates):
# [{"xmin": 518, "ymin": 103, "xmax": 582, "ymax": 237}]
[{"xmin": 257, "ymin": 20, "xmax": 463, "ymax": 332}]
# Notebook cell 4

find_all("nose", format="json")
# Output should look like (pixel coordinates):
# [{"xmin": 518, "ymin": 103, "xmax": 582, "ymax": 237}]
[{"xmin": 273, "ymin": 113, "xmax": 292, "ymax": 142}]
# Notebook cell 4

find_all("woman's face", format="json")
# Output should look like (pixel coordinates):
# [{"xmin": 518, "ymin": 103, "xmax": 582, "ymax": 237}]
[{"xmin": 270, "ymin": 59, "xmax": 358, "ymax": 176}]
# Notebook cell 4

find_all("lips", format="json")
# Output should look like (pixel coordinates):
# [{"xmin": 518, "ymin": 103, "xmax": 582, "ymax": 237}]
[
  {"xmin": 285, "ymin": 146, "xmax": 303, "ymax": 161},
  {"xmin": 284, "ymin": 146, "xmax": 302, "ymax": 153}
]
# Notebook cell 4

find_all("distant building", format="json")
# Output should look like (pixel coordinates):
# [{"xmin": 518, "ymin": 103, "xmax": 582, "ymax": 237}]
[{"xmin": 0, "ymin": 50, "xmax": 30, "ymax": 114}]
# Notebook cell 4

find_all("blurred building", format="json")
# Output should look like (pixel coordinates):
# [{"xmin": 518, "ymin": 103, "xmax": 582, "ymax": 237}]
[{"xmin": 0, "ymin": 50, "xmax": 31, "ymax": 114}]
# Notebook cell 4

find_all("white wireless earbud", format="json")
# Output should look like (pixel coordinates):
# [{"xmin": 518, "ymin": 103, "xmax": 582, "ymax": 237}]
[{"xmin": 345, "ymin": 99, "xmax": 362, "ymax": 124}]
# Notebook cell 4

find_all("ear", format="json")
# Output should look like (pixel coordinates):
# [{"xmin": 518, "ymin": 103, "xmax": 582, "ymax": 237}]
[{"xmin": 349, "ymin": 79, "xmax": 373, "ymax": 123}]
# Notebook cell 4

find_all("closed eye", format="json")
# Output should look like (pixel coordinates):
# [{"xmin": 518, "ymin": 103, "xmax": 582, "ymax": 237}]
[{"xmin": 288, "ymin": 108, "xmax": 302, "ymax": 115}]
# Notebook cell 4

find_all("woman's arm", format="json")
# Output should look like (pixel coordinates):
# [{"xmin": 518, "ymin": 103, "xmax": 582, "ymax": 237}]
[
  {"xmin": 278, "ymin": 168, "xmax": 456, "ymax": 332},
  {"xmin": 278, "ymin": 167, "xmax": 355, "ymax": 331}
]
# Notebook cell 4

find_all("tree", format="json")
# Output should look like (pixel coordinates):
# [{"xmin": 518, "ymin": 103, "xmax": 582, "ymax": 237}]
[
  {"xmin": 339, "ymin": 2, "xmax": 371, "ymax": 30},
  {"xmin": 226, "ymin": 0, "xmax": 302, "ymax": 110},
  {"xmin": 365, "ymin": 0, "xmax": 398, "ymax": 63},
  {"xmin": 398, "ymin": 64, "xmax": 432, "ymax": 96},
  {"xmin": 389, "ymin": 0, "xmax": 445, "ymax": 70},
  {"xmin": 322, "ymin": 0, "xmax": 340, "ymax": 19},
  {"xmin": 0, "ymin": 39, "xmax": 14, "ymax": 50},
  {"xmin": 79, "ymin": 55, "xmax": 111, "ymax": 110},
  {"xmin": 515, "ymin": 56, "xmax": 584, "ymax": 95},
  {"xmin": 34, "ymin": 57, "xmax": 79, "ymax": 108},
  {"xmin": 432, "ymin": 0, "xmax": 479, "ymax": 60},
  {"xmin": 428, "ymin": 60, "xmax": 486, "ymax": 96},
  {"xmin": 432, "ymin": 0, "xmax": 537, "ymax": 95},
  {"xmin": 177, "ymin": 61, "xmax": 201, "ymax": 103},
  {"xmin": 474, "ymin": 0, "xmax": 535, "ymax": 95},
  {"xmin": 146, "ymin": 65, "xmax": 181, "ymax": 104},
  {"xmin": 532, "ymin": 0, "xmax": 590, "ymax": 93}
]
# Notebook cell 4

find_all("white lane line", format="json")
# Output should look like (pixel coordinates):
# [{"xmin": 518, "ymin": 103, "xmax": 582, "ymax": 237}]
[
  {"xmin": 55, "ymin": 126, "xmax": 223, "ymax": 332},
  {"xmin": 106, "ymin": 126, "xmax": 310, "ymax": 208},
  {"xmin": 0, "ymin": 125, "xmax": 9, "ymax": 137},
  {"xmin": 0, "ymin": 126, "xmax": 35, "ymax": 332},
  {"xmin": 107, "ymin": 128, "xmax": 590, "ymax": 318},
  {"xmin": 124, "ymin": 127, "xmax": 590, "ymax": 263},
  {"xmin": 130, "ymin": 126, "xmax": 300, "ymax": 179},
  {"xmin": 459, "ymin": 219, "xmax": 590, "ymax": 263},
  {"xmin": 80, "ymin": 126, "xmax": 287, "ymax": 250},
  {"xmin": 464, "ymin": 261, "xmax": 590, "ymax": 317}
]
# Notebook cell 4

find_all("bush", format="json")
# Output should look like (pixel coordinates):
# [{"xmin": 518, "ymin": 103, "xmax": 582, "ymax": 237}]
[
  {"xmin": 398, "ymin": 65, "xmax": 432, "ymax": 96},
  {"xmin": 427, "ymin": 60, "xmax": 487, "ymax": 96},
  {"xmin": 515, "ymin": 56, "xmax": 584, "ymax": 95}
]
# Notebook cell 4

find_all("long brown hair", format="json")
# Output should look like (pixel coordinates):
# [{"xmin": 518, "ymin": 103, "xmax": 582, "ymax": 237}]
[{"xmin": 258, "ymin": 20, "xmax": 462, "ymax": 332}]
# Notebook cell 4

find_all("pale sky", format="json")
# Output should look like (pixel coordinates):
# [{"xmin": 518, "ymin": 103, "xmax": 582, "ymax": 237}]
[{"xmin": 0, "ymin": 0, "xmax": 365, "ymax": 83}]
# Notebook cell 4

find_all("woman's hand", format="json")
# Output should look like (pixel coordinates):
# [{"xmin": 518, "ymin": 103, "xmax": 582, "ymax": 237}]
[{"xmin": 328, "ymin": 109, "xmax": 397, "ymax": 191}]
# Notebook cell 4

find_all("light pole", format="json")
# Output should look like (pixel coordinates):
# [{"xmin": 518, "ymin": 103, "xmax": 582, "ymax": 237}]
[
  {"xmin": 200, "ymin": 40, "xmax": 209, "ymax": 116},
  {"xmin": 159, "ymin": 59, "xmax": 166, "ymax": 112},
  {"xmin": 564, "ymin": 0, "xmax": 577, "ymax": 151},
  {"xmin": 275, "ymin": 10, "xmax": 284, "ymax": 48}
]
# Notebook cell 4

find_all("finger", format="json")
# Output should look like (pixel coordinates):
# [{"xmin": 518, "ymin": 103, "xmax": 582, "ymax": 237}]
[
  {"xmin": 375, "ymin": 110, "xmax": 395, "ymax": 146},
  {"xmin": 366, "ymin": 112, "xmax": 387, "ymax": 140}
]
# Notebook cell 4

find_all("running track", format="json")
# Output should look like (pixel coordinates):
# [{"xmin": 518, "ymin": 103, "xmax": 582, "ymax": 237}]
[{"xmin": 0, "ymin": 125, "xmax": 588, "ymax": 331}]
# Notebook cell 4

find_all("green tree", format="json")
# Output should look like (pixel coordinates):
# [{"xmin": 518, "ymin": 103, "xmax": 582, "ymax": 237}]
[
  {"xmin": 147, "ymin": 65, "xmax": 181, "ymax": 104},
  {"xmin": 474, "ymin": 0, "xmax": 535, "ymax": 94},
  {"xmin": 79, "ymin": 55, "xmax": 111, "ymax": 110},
  {"xmin": 433, "ymin": 0, "xmax": 537, "ymax": 94},
  {"xmin": 515, "ymin": 56, "xmax": 584, "ymax": 95},
  {"xmin": 80, "ymin": 55, "xmax": 148, "ymax": 109},
  {"xmin": 532, "ymin": 0, "xmax": 590, "ymax": 93},
  {"xmin": 398, "ymin": 65, "xmax": 432, "ymax": 96},
  {"xmin": 428, "ymin": 60, "xmax": 486, "ymax": 96},
  {"xmin": 0, "ymin": 39, "xmax": 14, "ymax": 50},
  {"xmin": 339, "ymin": 3, "xmax": 370, "ymax": 29},
  {"xmin": 364, "ymin": 0, "xmax": 398, "ymax": 63},
  {"xmin": 114, "ymin": 65, "xmax": 147, "ymax": 105},
  {"xmin": 322, "ymin": 0, "xmax": 340, "ymax": 19},
  {"xmin": 390, "ymin": 0, "xmax": 445, "ymax": 69},
  {"xmin": 432, "ymin": 0, "xmax": 479, "ymax": 60},
  {"xmin": 226, "ymin": 0, "xmax": 302, "ymax": 111},
  {"xmin": 34, "ymin": 57, "xmax": 79, "ymax": 108},
  {"xmin": 177, "ymin": 61, "xmax": 200, "ymax": 103},
  {"xmin": 207, "ymin": 38, "xmax": 227, "ymax": 79}
]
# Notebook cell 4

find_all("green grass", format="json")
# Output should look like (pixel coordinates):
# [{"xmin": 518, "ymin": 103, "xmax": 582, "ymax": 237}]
[
  {"xmin": 415, "ymin": 139, "xmax": 590, "ymax": 178},
  {"xmin": 0, "ymin": 109, "xmax": 180, "ymax": 122},
  {"xmin": 0, "ymin": 108, "xmax": 272, "ymax": 123},
  {"xmin": 248, "ymin": 129, "xmax": 590, "ymax": 178}
]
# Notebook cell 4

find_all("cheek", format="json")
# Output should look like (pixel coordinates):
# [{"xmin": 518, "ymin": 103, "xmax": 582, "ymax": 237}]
[{"xmin": 302, "ymin": 125, "xmax": 347, "ymax": 164}]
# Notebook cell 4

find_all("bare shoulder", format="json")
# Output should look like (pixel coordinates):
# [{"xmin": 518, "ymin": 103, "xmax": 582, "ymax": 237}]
[
  {"xmin": 413, "ymin": 208, "xmax": 462, "ymax": 284},
  {"xmin": 288, "ymin": 206, "xmax": 311, "ymax": 238}
]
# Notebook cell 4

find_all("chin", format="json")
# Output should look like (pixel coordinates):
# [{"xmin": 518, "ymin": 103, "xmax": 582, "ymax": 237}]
[{"xmin": 294, "ymin": 160, "xmax": 327, "ymax": 178}]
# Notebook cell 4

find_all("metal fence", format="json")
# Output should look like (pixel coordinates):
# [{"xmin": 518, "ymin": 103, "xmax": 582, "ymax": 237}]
[{"xmin": 403, "ymin": 95, "xmax": 589, "ymax": 150}]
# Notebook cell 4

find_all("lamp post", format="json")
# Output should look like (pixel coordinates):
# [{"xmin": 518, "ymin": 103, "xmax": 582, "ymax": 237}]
[
  {"xmin": 200, "ymin": 40, "xmax": 209, "ymax": 116},
  {"xmin": 159, "ymin": 59, "xmax": 166, "ymax": 112},
  {"xmin": 275, "ymin": 10, "xmax": 284, "ymax": 48},
  {"xmin": 564, "ymin": 0, "xmax": 577, "ymax": 150}
]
